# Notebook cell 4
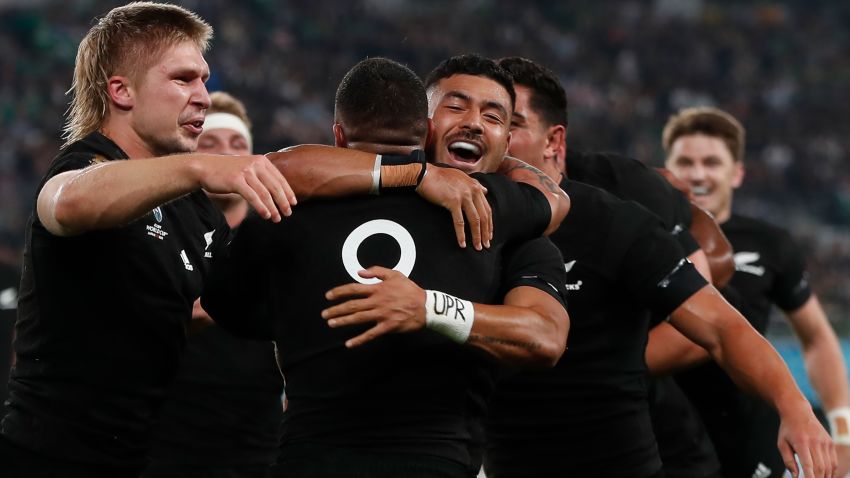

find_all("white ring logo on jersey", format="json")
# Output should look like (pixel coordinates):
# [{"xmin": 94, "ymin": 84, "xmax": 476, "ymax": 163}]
[{"xmin": 341, "ymin": 219, "xmax": 416, "ymax": 284}]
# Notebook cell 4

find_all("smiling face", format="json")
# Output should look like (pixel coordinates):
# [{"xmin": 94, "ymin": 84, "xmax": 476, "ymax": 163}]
[
  {"xmin": 129, "ymin": 41, "xmax": 211, "ymax": 156},
  {"xmin": 427, "ymin": 74, "xmax": 512, "ymax": 173},
  {"xmin": 665, "ymin": 133, "xmax": 744, "ymax": 223}
]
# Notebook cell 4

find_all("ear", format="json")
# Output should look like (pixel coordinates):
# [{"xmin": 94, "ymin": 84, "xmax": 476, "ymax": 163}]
[
  {"xmin": 107, "ymin": 76, "xmax": 134, "ymax": 111},
  {"xmin": 333, "ymin": 123, "xmax": 347, "ymax": 148},
  {"xmin": 424, "ymin": 118, "xmax": 435, "ymax": 151},
  {"xmin": 731, "ymin": 160, "xmax": 745, "ymax": 189},
  {"xmin": 544, "ymin": 124, "xmax": 566, "ymax": 160}
]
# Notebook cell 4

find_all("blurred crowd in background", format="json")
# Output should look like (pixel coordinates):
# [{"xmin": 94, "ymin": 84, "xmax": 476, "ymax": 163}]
[{"xmin": 0, "ymin": 0, "xmax": 848, "ymax": 336}]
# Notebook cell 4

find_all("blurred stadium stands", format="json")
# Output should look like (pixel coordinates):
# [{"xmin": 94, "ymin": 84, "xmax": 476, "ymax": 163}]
[{"xmin": 0, "ymin": 0, "xmax": 848, "ymax": 343}]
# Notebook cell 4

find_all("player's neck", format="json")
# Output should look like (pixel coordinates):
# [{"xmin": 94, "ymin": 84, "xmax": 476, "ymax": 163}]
[
  {"xmin": 100, "ymin": 122, "xmax": 154, "ymax": 159},
  {"xmin": 714, "ymin": 205, "xmax": 732, "ymax": 224}
]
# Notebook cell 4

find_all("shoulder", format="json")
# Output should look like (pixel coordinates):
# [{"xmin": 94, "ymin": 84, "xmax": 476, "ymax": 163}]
[{"xmin": 724, "ymin": 214, "xmax": 794, "ymax": 242}]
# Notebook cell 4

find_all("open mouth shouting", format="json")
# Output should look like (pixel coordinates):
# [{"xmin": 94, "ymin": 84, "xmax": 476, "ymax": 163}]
[{"xmin": 445, "ymin": 136, "xmax": 486, "ymax": 172}]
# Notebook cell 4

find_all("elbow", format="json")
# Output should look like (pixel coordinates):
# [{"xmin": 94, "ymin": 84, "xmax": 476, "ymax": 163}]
[
  {"xmin": 544, "ymin": 191, "xmax": 570, "ymax": 236},
  {"xmin": 526, "ymin": 313, "xmax": 569, "ymax": 369},
  {"xmin": 39, "ymin": 185, "xmax": 86, "ymax": 236}
]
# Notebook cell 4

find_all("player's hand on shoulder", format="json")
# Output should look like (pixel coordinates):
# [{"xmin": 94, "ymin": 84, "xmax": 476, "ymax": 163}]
[
  {"xmin": 322, "ymin": 266, "xmax": 427, "ymax": 348},
  {"xmin": 777, "ymin": 405, "xmax": 837, "ymax": 478},
  {"xmin": 194, "ymin": 153, "xmax": 297, "ymax": 222},
  {"xmin": 416, "ymin": 164, "xmax": 492, "ymax": 250}
]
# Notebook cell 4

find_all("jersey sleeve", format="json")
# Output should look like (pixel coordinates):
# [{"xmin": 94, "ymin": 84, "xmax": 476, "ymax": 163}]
[
  {"xmin": 499, "ymin": 237, "xmax": 568, "ymax": 309},
  {"xmin": 37, "ymin": 152, "xmax": 106, "ymax": 195},
  {"xmin": 201, "ymin": 213, "xmax": 276, "ymax": 340},
  {"xmin": 471, "ymin": 172, "xmax": 552, "ymax": 242},
  {"xmin": 769, "ymin": 230, "xmax": 812, "ymax": 311},
  {"xmin": 615, "ymin": 204, "xmax": 708, "ymax": 318},
  {"xmin": 670, "ymin": 192, "xmax": 701, "ymax": 256}
]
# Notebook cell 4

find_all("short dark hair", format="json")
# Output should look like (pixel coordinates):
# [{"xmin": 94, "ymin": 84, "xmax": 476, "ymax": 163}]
[
  {"xmin": 334, "ymin": 57, "xmax": 428, "ymax": 144},
  {"xmin": 424, "ymin": 54, "xmax": 516, "ymax": 110},
  {"xmin": 662, "ymin": 107, "xmax": 746, "ymax": 163},
  {"xmin": 498, "ymin": 57, "xmax": 567, "ymax": 128}
]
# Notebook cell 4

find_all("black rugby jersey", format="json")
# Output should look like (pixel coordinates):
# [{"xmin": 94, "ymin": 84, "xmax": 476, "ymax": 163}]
[
  {"xmin": 484, "ymin": 179, "xmax": 707, "ymax": 478},
  {"xmin": 146, "ymin": 324, "xmax": 284, "ymax": 467},
  {"xmin": 202, "ymin": 173, "xmax": 553, "ymax": 470},
  {"xmin": 721, "ymin": 214, "xmax": 812, "ymax": 333},
  {"xmin": 673, "ymin": 215, "xmax": 813, "ymax": 478},
  {"xmin": 566, "ymin": 149, "xmax": 699, "ymax": 255},
  {"xmin": 2, "ymin": 133, "xmax": 229, "ymax": 468}
]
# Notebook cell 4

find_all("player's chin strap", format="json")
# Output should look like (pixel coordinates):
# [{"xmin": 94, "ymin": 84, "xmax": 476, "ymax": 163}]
[
  {"xmin": 827, "ymin": 406, "xmax": 850, "ymax": 445},
  {"xmin": 424, "ymin": 290, "xmax": 475, "ymax": 343}
]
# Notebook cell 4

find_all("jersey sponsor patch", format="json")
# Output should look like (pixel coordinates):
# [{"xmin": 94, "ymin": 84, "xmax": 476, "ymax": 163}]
[
  {"xmin": 563, "ymin": 260, "xmax": 582, "ymax": 290},
  {"xmin": 733, "ymin": 251, "xmax": 766, "ymax": 276},
  {"xmin": 179, "ymin": 249, "xmax": 194, "ymax": 271}
]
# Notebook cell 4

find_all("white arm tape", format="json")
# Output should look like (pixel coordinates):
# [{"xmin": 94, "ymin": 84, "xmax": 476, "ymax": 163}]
[
  {"xmin": 424, "ymin": 290, "xmax": 475, "ymax": 343},
  {"xmin": 827, "ymin": 406, "xmax": 850, "ymax": 445},
  {"xmin": 370, "ymin": 154, "xmax": 382, "ymax": 195}
]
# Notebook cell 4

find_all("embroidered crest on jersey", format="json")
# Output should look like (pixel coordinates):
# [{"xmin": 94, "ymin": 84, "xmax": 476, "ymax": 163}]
[
  {"xmin": 733, "ymin": 251, "xmax": 765, "ymax": 276},
  {"xmin": 144, "ymin": 207, "xmax": 169, "ymax": 240},
  {"xmin": 203, "ymin": 230, "xmax": 215, "ymax": 258}
]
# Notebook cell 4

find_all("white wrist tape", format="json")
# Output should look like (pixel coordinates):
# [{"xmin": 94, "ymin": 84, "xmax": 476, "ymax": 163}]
[
  {"xmin": 370, "ymin": 154, "xmax": 382, "ymax": 195},
  {"xmin": 827, "ymin": 406, "xmax": 850, "ymax": 445},
  {"xmin": 424, "ymin": 290, "xmax": 475, "ymax": 343}
]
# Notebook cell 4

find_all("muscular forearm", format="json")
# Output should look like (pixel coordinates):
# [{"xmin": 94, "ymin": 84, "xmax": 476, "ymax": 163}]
[
  {"xmin": 805, "ymin": 340, "xmax": 850, "ymax": 411},
  {"xmin": 801, "ymin": 332, "xmax": 850, "ymax": 412},
  {"xmin": 39, "ymin": 155, "xmax": 205, "ymax": 236},
  {"xmin": 788, "ymin": 297, "xmax": 850, "ymax": 411},
  {"xmin": 267, "ymin": 145, "xmax": 375, "ymax": 198},
  {"xmin": 646, "ymin": 321, "xmax": 710, "ymax": 376},
  {"xmin": 497, "ymin": 156, "xmax": 570, "ymax": 234},
  {"xmin": 670, "ymin": 286, "xmax": 811, "ymax": 415},
  {"xmin": 467, "ymin": 286, "xmax": 568, "ymax": 368}
]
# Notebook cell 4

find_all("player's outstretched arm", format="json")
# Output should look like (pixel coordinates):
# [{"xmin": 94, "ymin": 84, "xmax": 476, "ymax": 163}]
[
  {"xmin": 787, "ymin": 295, "xmax": 850, "ymax": 476},
  {"xmin": 645, "ymin": 321, "xmax": 710, "ymax": 376},
  {"xmin": 322, "ymin": 266, "xmax": 568, "ymax": 368},
  {"xmin": 668, "ymin": 285, "xmax": 837, "ymax": 478},
  {"xmin": 496, "ymin": 156, "xmax": 569, "ymax": 235},
  {"xmin": 268, "ymin": 145, "xmax": 491, "ymax": 250},
  {"xmin": 38, "ymin": 153, "xmax": 294, "ymax": 236}
]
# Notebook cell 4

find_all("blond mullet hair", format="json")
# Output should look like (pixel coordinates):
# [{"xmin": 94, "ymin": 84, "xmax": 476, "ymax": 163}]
[{"xmin": 62, "ymin": 2, "xmax": 213, "ymax": 147}]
